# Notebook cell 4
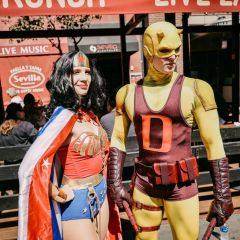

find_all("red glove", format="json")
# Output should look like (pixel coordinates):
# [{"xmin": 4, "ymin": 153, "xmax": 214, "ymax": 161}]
[
  {"xmin": 107, "ymin": 147, "xmax": 132, "ymax": 209},
  {"xmin": 207, "ymin": 157, "xmax": 234, "ymax": 226}
]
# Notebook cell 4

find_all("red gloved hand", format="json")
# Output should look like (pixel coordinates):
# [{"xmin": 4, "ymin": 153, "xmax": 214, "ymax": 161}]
[
  {"xmin": 206, "ymin": 158, "xmax": 234, "ymax": 226},
  {"xmin": 107, "ymin": 147, "xmax": 132, "ymax": 209}
]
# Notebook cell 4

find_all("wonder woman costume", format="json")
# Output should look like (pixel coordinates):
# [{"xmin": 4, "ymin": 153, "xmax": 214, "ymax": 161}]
[
  {"xmin": 18, "ymin": 107, "xmax": 121, "ymax": 240},
  {"xmin": 107, "ymin": 21, "xmax": 233, "ymax": 240},
  {"xmin": 58, "ymin": 110, "xmax": 109, "ymax": 221}
]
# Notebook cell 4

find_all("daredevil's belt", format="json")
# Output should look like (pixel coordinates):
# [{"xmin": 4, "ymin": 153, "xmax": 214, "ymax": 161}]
[{"xmin": 135, "ymin": 156, "xmax": 199, "ymax": 185}]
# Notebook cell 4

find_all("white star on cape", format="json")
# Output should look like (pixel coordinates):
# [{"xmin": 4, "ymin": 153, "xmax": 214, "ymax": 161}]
[{"xmin": 41, "ymin": 159, "xmax": 50, "ymax": 169}]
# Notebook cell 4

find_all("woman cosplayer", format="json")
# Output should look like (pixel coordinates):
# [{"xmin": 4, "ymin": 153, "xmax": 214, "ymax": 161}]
[
  {"xmin": 18, "ymin": 51, "xmax": 121, "ymax": 240},
  {"xmin": 107, "ymin": 22, "xmax": 233, "ymax": 240}
]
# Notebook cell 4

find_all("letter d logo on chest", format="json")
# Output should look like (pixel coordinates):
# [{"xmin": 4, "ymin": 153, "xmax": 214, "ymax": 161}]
[{"xmin": 141, "ymin": 115, "xmax": 172, "ymax": 152}]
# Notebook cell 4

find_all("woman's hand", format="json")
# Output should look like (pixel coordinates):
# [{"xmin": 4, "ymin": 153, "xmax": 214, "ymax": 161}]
[{"xmin": 48, "ymin": 182, "xmax": 74, "ymax": 203}]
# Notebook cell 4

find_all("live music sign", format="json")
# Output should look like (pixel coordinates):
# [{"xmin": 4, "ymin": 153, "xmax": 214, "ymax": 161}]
[
  {"xmin": 0, "ymin": 0, "xmax": 239, "ymax": 16},
  {"xmin": 0, "ymin": 44, "xmax": 52, "ymax": 57},
  {"xmin": 0, "ymin": 41, "xmax": 69, "ymax": 107}
]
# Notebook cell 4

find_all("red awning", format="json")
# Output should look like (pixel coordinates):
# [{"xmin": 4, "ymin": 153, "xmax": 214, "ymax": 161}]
[{"xmin": 0, "ymin": 0, "xmax": 239, "ymax": 16}]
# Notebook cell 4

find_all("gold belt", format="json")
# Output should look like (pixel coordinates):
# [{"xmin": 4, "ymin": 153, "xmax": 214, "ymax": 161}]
[{"xmin": 62, "ymin": 173, "xmax": 103, "ymax": 189}]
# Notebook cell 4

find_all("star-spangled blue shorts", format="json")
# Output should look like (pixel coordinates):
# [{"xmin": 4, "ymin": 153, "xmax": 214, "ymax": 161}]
[{"xmin": 60, "ymin": 176, "xmax": 107, "ymax": 220}]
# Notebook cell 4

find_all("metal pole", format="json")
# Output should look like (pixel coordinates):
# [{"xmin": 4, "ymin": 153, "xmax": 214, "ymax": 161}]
[
  {"xmin": 232, "ymin": 13, "xmax": 239, "ymax": 122},
  {"xmin": 120, "ymin": 14, "xmax": 129, "ymax": 85},
  {"xmin": 182, "ymin": 13, "xmax": 191, "ymax": 77},
  {"xmin": 165, "ymin": 13, "xmax": 176, "ymax": 25}
]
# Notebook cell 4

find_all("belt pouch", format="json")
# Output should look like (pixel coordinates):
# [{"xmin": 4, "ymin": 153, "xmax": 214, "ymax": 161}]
[
  {"xmin": 153, "ymin": 162, "xmax": 178, "ymax": 185},
  {"xmin": 177, "ymin": 156, "xmax": 199, "ymax": 182}
]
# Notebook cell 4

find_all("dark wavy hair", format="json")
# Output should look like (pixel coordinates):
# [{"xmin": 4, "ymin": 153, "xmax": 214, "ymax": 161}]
[
  {"xmin": 45, "ymin": 50, "xmax": 106, "ymax": 118},
  {"xmin": 0, "ymin": 103, "xmax": 23, "ymax": 135},
  {"xmin": 6, "ymin": 103, "xmax": 23, "ymax": 120}
]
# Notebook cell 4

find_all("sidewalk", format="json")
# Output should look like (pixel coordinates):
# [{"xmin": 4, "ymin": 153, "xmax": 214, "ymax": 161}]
[
  {"xmin": 1, "ymin": 210, "xmax": 239, "ymax": 239},
  {"xmin": 159, "ymin": 213, "xmax": 240, "ymax": 240},
  {"xmin": 122, "ymin": 212, "xmax": 240, "ymax": 239}
]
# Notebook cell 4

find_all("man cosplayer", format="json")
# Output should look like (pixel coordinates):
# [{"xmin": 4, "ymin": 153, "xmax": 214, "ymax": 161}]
[{"xmin": 107, "ymin": 21, "xmax": 234, "ymax": 240}]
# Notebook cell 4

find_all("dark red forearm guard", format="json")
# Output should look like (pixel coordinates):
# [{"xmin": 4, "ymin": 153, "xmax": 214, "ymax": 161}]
[
  {"xmin": 107, "ymin": 147, "xmax": 132, "ymax": 209},
  {"xmin": 207, "ymin": 157, "xmax": 234, "ymax": 226}
]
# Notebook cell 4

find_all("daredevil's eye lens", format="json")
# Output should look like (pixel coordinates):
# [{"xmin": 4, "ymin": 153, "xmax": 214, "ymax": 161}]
[
  {"xmin": 159, "ymin": 48, "xmax": 171, "ymax": 54},
  {"xmin": 175, "ymin": 47, "xmax": 180, "ymax": 53}
]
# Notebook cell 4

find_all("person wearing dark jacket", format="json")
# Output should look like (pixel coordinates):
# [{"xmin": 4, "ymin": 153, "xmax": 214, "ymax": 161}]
[
  {"xmin": 0, "ymin": 103, "xmax": 38, "ymax": 147},
  {"xmin": 23, "ymin": 93, "xmax": 46, "ymax": 130},
  {"xmin": 100, "ymin": 94, "xmax": 136, "ymax": 140}
]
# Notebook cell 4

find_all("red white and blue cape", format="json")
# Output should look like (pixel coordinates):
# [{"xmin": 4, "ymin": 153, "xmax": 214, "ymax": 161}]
[{"xmin": 18, "ymin": 107, "xmax": 122, "ymax": 240}]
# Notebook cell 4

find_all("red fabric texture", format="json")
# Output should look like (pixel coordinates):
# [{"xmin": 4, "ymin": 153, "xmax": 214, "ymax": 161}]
[
  {"xmin": 57, "ymin": 110, "xmax": 109, "ymax": 179},
  {"xmin": 105, "ymin": 193, "xmax": 123, "ymax": 240},
  {"xmin": 58, "ymin": 142, "xmax": 104, "ymax": 179}
]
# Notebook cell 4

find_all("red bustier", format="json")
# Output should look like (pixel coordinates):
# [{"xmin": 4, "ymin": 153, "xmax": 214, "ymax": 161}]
[{"xmin": 57, "ymin": 110, "xmax": 109, "ymax": 179}]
